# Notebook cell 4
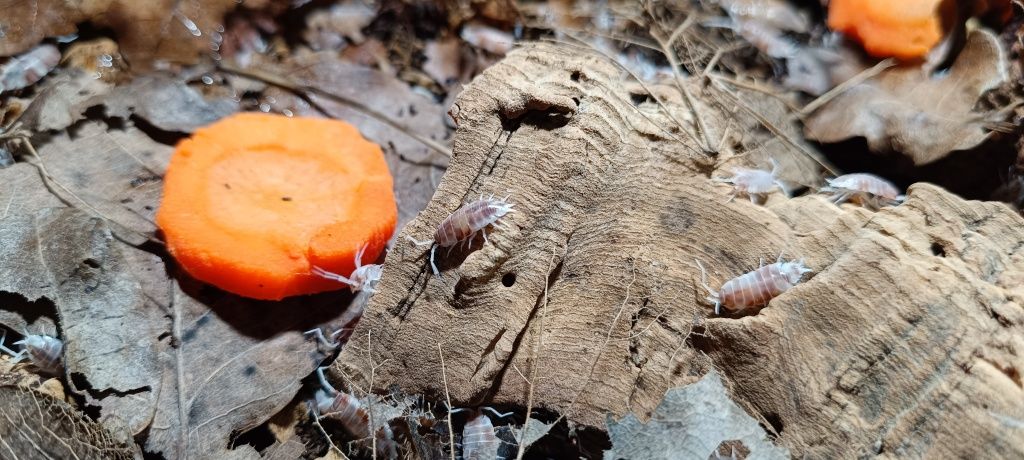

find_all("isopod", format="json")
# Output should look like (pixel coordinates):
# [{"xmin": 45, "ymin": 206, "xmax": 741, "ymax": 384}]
[
  {"xmin": 407, "ymin": 194, "xmax": 514, "ymax": 276},
  {"xmin": 312, "ymin": 366, "xmax": 397, "ymax": 458},
  {"xmin": 0, "ymin": 44, "xmax": 60, "ymax": 93},
  {"xmin": 713, "ymin": 158, "xmax": 794, "ymax": 204},
  {"xmin": 696, "ymin": 257, "xmax": 811, "ymax": 315},
  {"xmin": 820, "ymin": 173, "xmax": 904, "ymax": 210},
  {"xmin": 312, "ymin": 244, "xmax": 383, "ymax": 293},
  {"xmin": 453, "ymin": 407, "xmax": 512, "ymax": 460},
  {"xmin": 1, "ymin": 330, "xmax": 64, "ymax": 374}
]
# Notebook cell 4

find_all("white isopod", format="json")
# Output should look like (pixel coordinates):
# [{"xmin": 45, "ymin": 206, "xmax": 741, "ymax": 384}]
[
  {"xmin": 696, "ymin": 257, "xmax": 811, "ymax": 315},
  {"xmin": 821, "ymin": 173, "xmax": 904, "ymax": 210},
  {"xmin": 713, "ymin": 159, "xmax": 794, "ymax": 204},
  {"xmin": 311, "ymin": 244, "xmax": 383, "ymax": 293},
  {"xmin": 0, "ymin": 330, "xmax": 64, "ymax": 374},
  {"xmin": 407, "ymin": 194, "xmax": 514, "ymax": 276}
]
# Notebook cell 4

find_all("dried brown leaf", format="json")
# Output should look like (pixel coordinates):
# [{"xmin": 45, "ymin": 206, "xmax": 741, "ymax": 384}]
[
  {"xmin": 303, "ymin": 1, "xmax": 377, "ymax": 50},
  {"xmin": 144, "ymin": 282, "xmax": 330, "ymax": 459},
  {"xmin": 0, "ymin": 385, "xmax": 140, "ymax": 459},
  {"xmin": 0, "ymin": 204, "xmax": 167, "ymax": 435},
  {"xmin": 19, "ymin": 70, "xmax": 112, "ymax": 132},
  {"xmin": 101, "ymin": 74, "xmax": 238, "ymax": 133},
  {"xmin": 804, "ymin": 29, "xmax": 1008, "ymax": 165},
  {"xmin": 33, "ymin": 119, "xmax": 172, "ymax": 240}
]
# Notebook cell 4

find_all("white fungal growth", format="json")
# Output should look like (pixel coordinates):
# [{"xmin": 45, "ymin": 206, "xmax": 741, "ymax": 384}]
[
  {"xmin": 311, "ymin": 244, "xmax": 383, "ymax": 293},
  {"xmin": 407, "ymin": 194, "xmax": 515, "ymax": 276},
  {"xmin": 821, "ymin": 173, "xmax": 904, "ymax": 210},
  {"xmin": 713, "ymin": 159, "xmax": 794, "ymax": 204}
]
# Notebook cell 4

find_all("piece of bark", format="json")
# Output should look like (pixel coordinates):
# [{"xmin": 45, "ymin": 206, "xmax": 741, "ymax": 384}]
[{"xmin": 332, "ymin": 42, "xmax": 1024, "ymax": 457}]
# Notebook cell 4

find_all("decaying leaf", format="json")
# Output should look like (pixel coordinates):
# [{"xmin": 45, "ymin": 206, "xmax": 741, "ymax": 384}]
[
  {"xmin": 101, "ymin": 74, "xmax": 238, "ymax": 133},
  {"xmin": 18, "ymin": 70, "xmax": 112, "ymax": 132},
  {"xmin": 804, "ymin": 29, "xmax": 1008, "ymax": 165},
  {"xmin": 144, "ymin": 282, "xmax": 332, "ymax": 459},
  {"xmin": 303, "ymin": 1, "xmax": 378, "ymax": 49},
  {"xmin": 604, "ymin": 370, "xmax": 788, "ymax": 459},
  {"xmin": 33, "ymin": 119, "xmax": 172, "ymax": 241},
  {"xmin": 0, "ymin": 0, "xmax": 283, "ymax": 68},
  {"xmin": 0, "ymin": 204, "xmax": 166, "ymax": 435},
  {"xmin": 264, "ymin": 51, "xmax": 451, "ymax": 229},
  {"xmin": 0, "ymin": 384, "xmax": 140, "ymax": 459}
]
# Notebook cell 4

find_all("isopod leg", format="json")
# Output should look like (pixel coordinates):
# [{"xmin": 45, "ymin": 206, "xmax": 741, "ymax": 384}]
[
  {"xmin": 429, "ymin": 245, "xmax": 439, "ymax": 276},
  {"xmin": 304, "ymin": 328, "xmax": 340, "ymax": 349},
  {"xmin": 481, "ymin": 407, "xmax": 514, "ymax": 419},
  {"xmin": 0, "ymin": 330, "xmax": 23, "ymax": 360},
  {"xmin": 316, "ymin": 366, "xmax": 340, "ymax": 396},
  {"xmin": 482, "ymin": 229, "xmax": 488, "ymax": 245}
]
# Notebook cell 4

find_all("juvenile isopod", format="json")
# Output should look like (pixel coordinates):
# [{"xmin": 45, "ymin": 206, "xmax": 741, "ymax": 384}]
[
  {"xmin": 820, "ymin": 173, "xmax": 904, "ymax": 210},
  {"xmin": 696, "ymin": 257, "xmax": 811, "ymax": 315},
  {"xmin": 713, "ymin": 159, "xmax": 794, "ymax": 204},
  {"xmin": 311, "ymin": 244, "xmax": 383, "ymax": 293},
  {"xmin": 0, "ymin": 330, "xmax": 64, "ymax": 374},
  {"xmin": 312, "ymin": 366, "xmax": 397, "ymax": 458},
  {"xmin": 407, "ymin": 194, "xmax": 514, "ymax": 276}
]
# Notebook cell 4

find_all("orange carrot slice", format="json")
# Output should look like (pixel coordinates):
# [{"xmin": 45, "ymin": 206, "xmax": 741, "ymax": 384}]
[
  {"xmin": 829, "ymin": 0, "xmax": 945, "ymax": 59},
  {"xmin": 156, "ymin": 112, "xmax": 396, "ymax": 300}
]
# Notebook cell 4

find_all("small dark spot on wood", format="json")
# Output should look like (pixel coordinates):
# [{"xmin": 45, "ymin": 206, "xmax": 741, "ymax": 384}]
[
  {"xmin": 82, "ymin": 259, "xmax": 100, "ymax": 269},
  {"xmin": 409, "ymin": 104, "xmax": 418, "ymax": 116},
  {"xmin": 244, "ymin": 365, "xmax": 257, "ymax": 376},
  {"xmin": 930, "ymin": 241, "xmax": 946, "ymax": 257},
  {"xmin": 501, "ymin": 272, "xmax": 516, "ymax": 287},
  {"xmin": 763, "ymin": 412, "xmax": 785, "ymax": 437},
  {"xmin": 281, "ymin": 197, "xmax": 292, "ymax": 201},
  {"xmin": 570, "ymin": 70, "xmax": 581, "ymax": 82},
  {"xmin": 144, "ymin": 205, "xmax": 154, "ymax": 211}
]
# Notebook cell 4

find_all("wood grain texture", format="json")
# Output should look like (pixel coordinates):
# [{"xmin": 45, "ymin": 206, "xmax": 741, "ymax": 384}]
[{"xmin": 334, "ymin": 42, "xmax": 1024, "ymax": 457}]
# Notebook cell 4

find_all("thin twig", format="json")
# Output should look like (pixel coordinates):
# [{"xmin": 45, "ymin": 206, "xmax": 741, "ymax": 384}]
[
  {"xmin": 312, "ymin": 406, "xmax": 351, "ymax": 460},
  {"xmin": 707, "ymin": 73, "xmax": 802, "ymax": 113},
  {"xmin": 651, "ymin": 28, "xmax": 714, "ymax": 153},
  {"xmin": 170, "ymin": 284, "xmax": 189, "ymax": 458},
  {"xmin": 515, "ymin": 242, "xmax": 559, "ymax": 459},
  {"xmin": 217, "ymin": 63, "xmax": 451, "ymax": 158},
  {"xmin": 711, "ymin": 80, "xmax": 838, "ymax": 175},
  {"xmin": 438, "ymin": 342, "xmax": 456, "ymax": 460},
  {"xmin": 799, "ymin": 58, "xmax": 895, "ymax": 117}
]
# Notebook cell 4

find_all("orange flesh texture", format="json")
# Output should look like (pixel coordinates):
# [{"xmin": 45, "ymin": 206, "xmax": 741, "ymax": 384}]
[
  {"xmin": 828, "ymin": 0, "xmax": 944, "ymax": 59},
  {"xmin": 157, "ymin": 113, "xmax": 396, "ymax": 300}
]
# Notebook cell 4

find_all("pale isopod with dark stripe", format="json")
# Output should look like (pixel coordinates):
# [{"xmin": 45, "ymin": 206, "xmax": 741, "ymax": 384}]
[
  {"xmin": 312, "ymin": 244, "xmax": 383, "ymax": 293},
  {"xmin": 696, "ymin": 257, "xmax": 811, "ymax": 315},
  {"xmin": 407, "ymin": 194, "xmax": 514, "ymax": 276},
  {"xmin": 821, "ymin": 173, "xmax": 904, "ymax": 210},
  {"xmin": 312, "ymin": 366, "xmax": 397, "ymax": 458}
]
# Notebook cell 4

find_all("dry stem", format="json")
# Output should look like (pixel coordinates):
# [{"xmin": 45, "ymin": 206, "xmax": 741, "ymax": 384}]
[
  {"xmin": 217, "ymin": 63, "xmax": 451, "ymax": 158},
  {"xmin": 437, "ymin": 342, "xmax": 455, "ymax": 460}
]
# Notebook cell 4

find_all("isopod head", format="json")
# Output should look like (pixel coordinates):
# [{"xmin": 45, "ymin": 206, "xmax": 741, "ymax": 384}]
[{"xmin": 777, "ymin": 259, "xmax": 812, "ymax": 284}]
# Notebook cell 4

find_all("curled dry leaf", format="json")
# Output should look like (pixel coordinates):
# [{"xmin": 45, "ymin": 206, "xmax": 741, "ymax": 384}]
[
  {"xmin": 100, "ymin": 74, "xmax": 238, "ymax": 133},
  {"xmin": 0, "ymin": 385, "xmax": 140, "ymax": 459},
  {"xmin": 604, "ymin": 370, "xmax": 788, "ymax": 459},
  {"xmin": 804, "ymin": 29, "xmax": 1008, "ymax": 165},
  {"xmin": 18, "ymin": 70, "xmax": 112, "ymax": 132},
  {"xmin": 333, "ymin": 43, "xmax": 1024, "ymax": 458}
]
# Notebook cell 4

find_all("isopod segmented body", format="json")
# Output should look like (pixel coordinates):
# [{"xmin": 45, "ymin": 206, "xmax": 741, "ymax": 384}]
[
  {"xmin": 312, "ymin": 367, "xmax": 397, "ymax": 458},
  {"xmin": 697, "ymin": 258, "xmax": 811, "ymax": 315},
  {"xmin": 407, "ymin": 194, "xmax": 514, "ymax": 276},
  {"xmin": 462, "ymin": 411, "xmax": 501, "ymax": 460},
  {"xmin": 312, "ymin": 244, "xmax": 383, "ymax": 293},
  {"xmin": 821, "ymin": 173, "xmax": 904, "ymax": 210},
  {"xmin": 0, "ymin": 330, "xmax": 64, "ymax": 375},
  {"xmin": 713, "ymin": 159, "xmax": 794, "ymax": 204}
]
